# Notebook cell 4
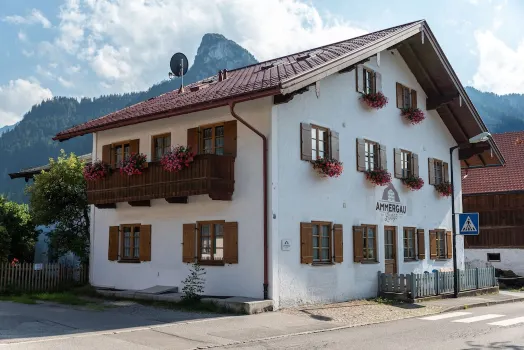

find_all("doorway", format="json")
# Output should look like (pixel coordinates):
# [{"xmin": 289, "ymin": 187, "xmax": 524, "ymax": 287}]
[{"xmin": 384, "ymin": 226, "xmax": 397, "ymax": 274}]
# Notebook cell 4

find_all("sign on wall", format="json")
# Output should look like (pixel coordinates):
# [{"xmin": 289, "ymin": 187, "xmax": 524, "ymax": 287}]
[
  {"xmin": 281, "ymin": 239, "xmax": 291, "ymax": 251},
  {"xmin": 375, "ymin": 183, "xmax": 407, "ymax": 223},
  {"xmin": 458, "ymin": 213, "xmax": 479, "ymax": 235}
]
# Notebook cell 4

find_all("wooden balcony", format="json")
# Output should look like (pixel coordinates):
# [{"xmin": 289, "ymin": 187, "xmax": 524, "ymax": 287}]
[{"xmin": 87, "ymin": 154, "xmax": 235, "ymax": 207}]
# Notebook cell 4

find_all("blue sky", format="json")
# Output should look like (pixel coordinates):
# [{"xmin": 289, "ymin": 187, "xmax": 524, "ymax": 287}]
[{"xmin": 0, "ymin": 0, "xmax": 522, "ymax": 127}]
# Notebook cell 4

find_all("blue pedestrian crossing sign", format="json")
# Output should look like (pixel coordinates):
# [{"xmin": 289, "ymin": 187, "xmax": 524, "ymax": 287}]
[{"xmin": 458, "ymin": 213, "xmax": 479, "ymax": 235}]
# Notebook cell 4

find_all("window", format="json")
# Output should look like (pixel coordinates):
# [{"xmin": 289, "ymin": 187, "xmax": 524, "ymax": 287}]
[
  {"xmin": 436, "ymin": 230, "xmax": 446, "ymax": 259},
  {"xmin": 487, "ymin": 253, "xmax": 501, "ymax": 262},
  {"xmin": 400, "ymin": 150, "xmax": 412, "ymax": 178},
  {"xmin": 363, "ymin": 225, "xmax": 377, "ymax": 261},
  {"xmin": 396, "ymin": 83, "xmax": 417, "ymax": 109},
  {"xmin": 363, "ymin": 68, "xmax": 376, "ymax": 94},
  {"xmin": 312, "ymin": 222, "xmax": 332, "ymax": 263},
  {"xmin": 121, "ymin": 224, "xmax": 141, "ymax": 260},
  {"xmin": 428, "ymin": 158, "xmax": 448, "ymax": 185},
  {"xmin": 384, "ymin": 227, "xmax": 395, "ymax": 261},
  {"xmin": 404, "ymin": 227, "xmax": 416, "ymax": 260},
  {"xmin": 434, "ymin": 160, "xmax": 443, "ymax": 184},
  {"xmin": 365, "ymin": 140, "xmax": 379, "ymax": 171},
  {"xmin": 202, "ymin": 123, "xmax": 224, "ymax": 155},
  {"xmin": 394, "ymin": 149, "xmax": 419, "ymax": 179},
  {"xmin": 198, "ymin": 221, "xmax": 224, "ymax": 263},
  {"xmin": 152, "ymin": 133, "xmax": 171, "ymax": 161},
  {"xmin": 311, "ymin": 125, "xmax": 329, "ymax": 160},
  {"xmin": 402, "ymin": 87, "xmax": 411, "ymax": 108},
  {"xmin": 113, "ymin": 141, "xmax": 131, "ymax": 166}
]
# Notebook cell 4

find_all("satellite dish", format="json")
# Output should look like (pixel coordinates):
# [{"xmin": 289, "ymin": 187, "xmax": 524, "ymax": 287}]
[{"xmin": 170, "ymin": 52, "xmax": 188, "ymax": 77}]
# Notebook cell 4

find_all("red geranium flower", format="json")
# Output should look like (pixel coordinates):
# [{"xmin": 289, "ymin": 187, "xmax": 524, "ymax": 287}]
[
  {"xmin": 365, "ymin": 168, "xmax": 392, "ymax": 186},
  {"xmin": 160, "ymin": 145, "xmax": 195, "ymax": 173},
  {"xmin": 361, "ymin": 92, "xmax": 388, "ymax": 110},
  {"xmin": 312, "ymin": 157, "xmax": 343, "ymax": 178},
  {"xmin": 401, "ymin": 107, "xmax": 425, "ymax": 125}
]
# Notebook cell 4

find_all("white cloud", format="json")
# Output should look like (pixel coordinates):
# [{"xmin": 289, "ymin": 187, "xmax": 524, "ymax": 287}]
[
  {"xmin": 3, "ymin": 9, "xmax": 52, "ymax": 28},
  {"xmin": 472, "ymin": 30, "xmax": 524, "ymax": 94},
  {"xmin": 0, "ymin": 79, "xmax": 53, "ymax": 127},
  {"xmin": 58, "ymin": 76, "xmax": 74, "ymax": 88},
  {"xmin": 36, "ymin": 65, "xmax": 55, "ymax": 80},
  {"xmin": 22, "ymin": 50, "xmax": 34, "ymax": 57},
  {"xmin": 18, "ymin": 31, "xmax": 27, "ymax": 42}
]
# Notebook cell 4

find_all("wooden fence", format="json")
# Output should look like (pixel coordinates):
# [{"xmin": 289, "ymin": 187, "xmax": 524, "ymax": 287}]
[
  {"xmin": 378, "ymin": 267, "xmax": 497, "ymax": 300},
  {"xmin": 0, "ymin": 263, "xmax": 88, "ymax": 293}
]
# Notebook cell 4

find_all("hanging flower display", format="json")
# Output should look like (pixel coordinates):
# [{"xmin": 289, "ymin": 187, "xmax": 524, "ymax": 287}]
[
  {"xmin": 401, "ymin": 107, "xmax": 425, "ymax": 125},
  {"xmin": 361, "ymin": 92, "xmax": 388, "ymax": 109},
  {"xmin": 120, "ymin": 153, "xmax": 148, "ymax": 176},
  {"xmin": 160, "ymin": 145, "xmax": 195, "ymax": 173},
  {"xmin": 365, "ymin": 168, "xmax": 392, "ymax": 186},
  {"xmin": 83, "ymin": 160, "xmax": 111, "ymax": 181},
  {"xmin": 402, "ymin": 175, "xmax": 424, "ymax": 191},
  {"xmin": 435, "ymin": 182, "xmax": 452, "ymax": 197},
  {"xmin": 311, "ymin": 157, "xmax": 343, "ymax": 178}
]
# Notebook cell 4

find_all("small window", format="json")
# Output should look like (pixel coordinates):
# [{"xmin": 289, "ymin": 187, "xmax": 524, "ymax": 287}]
[
  {"xmin": 202, "ymin": 124, "xmax": 225, "ymax": 155},
  {"xmin": 152, "ymin": 133, "xmax": 171, "ymax": 161},
  {"xmin": 487, "ymin": 253, "xmax": 501, "ymax": 262},
  {"xmin": 121, "ymin": 224, "xmax": 141, "ymax": 260},
  {"xmin": 384, "ymin": 227, "xmax": 395, "ymax": 260},
  {"xmin": 436, "ymin": 230, "xmax": 446, "ymax": 259},
  {"xmin": 396, "ymin": 83, "xmax": 417, "ymax": 109},
  {"xmin": 113, "ymin": 141, "xmax": 131, "ymax": 166},
  {"xmin": 434, "ymin": 159, "xmax": 444, "ymax": 185},
  {"xmin": 401, "ymin": 150, "xmax": 412, "ymax": 178},
  {"xmin": 311, "ymin": 125, "xmax": 329, "ymax": 160},
  {"xmin": 363, "ymin": 68, "xmax": 376, "ymax": 94},
  {"xmin": 363, "ymin": 225, "xmax": 377, "ymax": 261},
  {"xmin": 403, "ymin": 227, "xmax": 416, "ymax": 260},
  {"xmin": 198, "ymin": 221, "xmax": 224, "ymax": 263},
  {"xmin": 365, "ymin": 140, "xmax": 379, "ymax": 171},
  {"xmin": 402, "ymin": 87, "xmax": 412, "ymax": 108},
  {"xmin": 312, "ymin": 222, "xmax": 332, "ymax": 263}
]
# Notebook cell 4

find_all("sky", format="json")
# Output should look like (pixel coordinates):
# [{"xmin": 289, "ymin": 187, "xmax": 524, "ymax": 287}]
[{"xmin": 0, "ymin": 0, "xmax": 522, "ymax": 128}]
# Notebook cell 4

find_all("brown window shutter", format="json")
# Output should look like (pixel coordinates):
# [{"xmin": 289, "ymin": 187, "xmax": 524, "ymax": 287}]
[
  {"xmin": 446, "ymin": 231, "xmax": 453, "ymax": 259},
  {"xmin": 417, "ymin": 229, "xmax": 425, "ymax": 260},
  {"xmin": 300, "ymin": 222, "xmax": 313, "ymax": 264},
  {"xmin": 129, "ymin": 139, "xmax": 140, "ymax": 155},
  {"xmin": 329, "ymin": 130, "xmax": 339, "ymax": 160},
  {"xmin": 379, "ymin": 144, "xmax": 387, "ymax": 170},
  {"xmin": 356, "ymin": 138, "xmax": 366, "ymax": 172},
  {"xmin": 182, "ymin": 223, "xmax": 196, "ymax": 263},
  {"xmin": 412, "ymin": 153, "xmax": 419, "ymax": 178},
  {"xmin": 223, "ymin": 120, "xmax": 237, "ymax": 157},
  {"xmin": 300, "ymin": 123, "xmax": 313, "ymax": 161},
  {"xmin": 353, "ymin": 226, "xmax": 364, "ymax": 263},
  {"xmin": 223, "ymin": 222, "xmax": 239, "ymax": 264},
  {"xmin": 187, "ymin": 128, "xmax": 200, "ymax": 155},
  {"xmin": 139, "ymin": 224, "xmax": 152, "ymax": 261},
  {"xmin": 396, "ymin": 83, "xmax": 403, "ymax": 108},
  {"xmin": 429, "ymin": 230, "xmax": 437, "ymax": 260},
  {"xmin": 375, "ymin": 72, "xmax": 382, "ymax": 92},
  {"xmin": 108, "ymin": 226, "xmax": 119, "ymax": 261},
  {"xmin": 411, "ymin": 89, "xmax": 418, "ymax": 108},
  {"xmin": 428, "ymin": 158, "xmax": 436, "ymax": 185},
  {"xmin": 333, "ymin": 224, "xmax": 343, "ymax": 263},
  {"xmin": 356, "ymin": 65, "xmax": 364, "ymax": 93},
  {"xmin": 443, "ymin": 162, "xmax": 449, "ymax": 183},
  {"xmin": 102, "ymin": 145, "xmax": 112, "ymax": 165},
  {"xmin": 394, "ymin": 148, "xmax": 402, "ymax": 178}
]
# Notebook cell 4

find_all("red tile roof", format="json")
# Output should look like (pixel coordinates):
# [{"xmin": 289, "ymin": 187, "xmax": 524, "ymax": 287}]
[
  {"xmin": 54, "ymin": 21, "xmax": 422, "ymax": 140},
  {"xmin": 462, "ymin": 131, "xmax": 524, "ymax": 194}
]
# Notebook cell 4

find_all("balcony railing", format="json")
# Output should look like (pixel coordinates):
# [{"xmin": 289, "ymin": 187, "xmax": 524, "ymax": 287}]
[{"xmin": 87, "ymin": 154, "xmax": 235, "ymax": 206}]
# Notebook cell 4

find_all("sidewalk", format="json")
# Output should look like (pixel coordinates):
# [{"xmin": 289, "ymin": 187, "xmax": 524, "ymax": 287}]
[{"xmin": 416, "ymin": 290, "xmax": 524, "ymax": 311}]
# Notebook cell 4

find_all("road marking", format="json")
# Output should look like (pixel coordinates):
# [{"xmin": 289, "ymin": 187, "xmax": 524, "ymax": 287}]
[
  {"xmin": 452, "ymin": 314, "xmax": 505, "ymax": 323},
  {"xmin": 488, "ymin": 316, "xmax": 524, "ymax": 327},
  {"xmin": 420, "ymin": 312, "xmax": 471, "ymax": 321}
]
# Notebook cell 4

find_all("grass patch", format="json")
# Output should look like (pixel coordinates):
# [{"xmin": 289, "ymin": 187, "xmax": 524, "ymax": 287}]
[
  {"xmin": 31, "ymin": 292, "xmax": 90, "ymax": 305},
  {"xmin": 368, "ymin": 297, "xmax": 404, "ymax": 305},
  {"xmin": 0, "ymin": 295, "xmax": 37, "ymax": 304}
]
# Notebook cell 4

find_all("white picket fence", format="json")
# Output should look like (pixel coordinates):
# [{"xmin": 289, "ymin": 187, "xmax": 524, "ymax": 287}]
[{"xmin": 378, "ymin": 267, "xmax": 497, "ymax": 299}]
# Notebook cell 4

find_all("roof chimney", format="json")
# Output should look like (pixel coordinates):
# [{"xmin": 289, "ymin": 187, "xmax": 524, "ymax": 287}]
[
  {"xmin": 218, "ymin": 70, "xmax": 223, "ymax": 82},
  {"xmin": 223, "ymin": 69, "xmax": 228, "ymax": 80}
]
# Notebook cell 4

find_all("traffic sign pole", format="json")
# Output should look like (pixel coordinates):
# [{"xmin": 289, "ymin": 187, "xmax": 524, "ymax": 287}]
[{"xmin": 450, "ymin": 146, "xmax": 459, "ymax": 298}]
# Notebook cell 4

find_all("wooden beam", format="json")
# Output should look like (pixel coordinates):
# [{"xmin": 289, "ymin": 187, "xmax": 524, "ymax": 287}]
[
  {"xmin": 458, "ymin": 143, "xmax": 491, "ymax": 160},
  {"xmin": 128, "ymin": 200, "xmax": 151, "ymax": 207},
  {"xmin": 427, "ymin": 94, "xmax": 459, "ymax": 110},
  {"xmin": 165, "ymin": 196, "xmax": 188, "ymax": 204},
  {"xmin": 337, "ymin": 58, "xmax": 369, "ymax": 74},
  {"xmin": 95, "ymin": 203, "xmax": 116, "ymax": 209},
  {"xmin": 273, "ymin": 86, "xmax": 309, "ymax": 105},
  {"xmin": 398, "ymin": 43, "xmax": 441, "ymax": 96}
]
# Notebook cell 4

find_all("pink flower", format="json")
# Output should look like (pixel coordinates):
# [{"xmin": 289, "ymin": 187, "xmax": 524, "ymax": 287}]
[
  {"xmin": 312, "ymin": 157, "xmax": 343, "ymax": 178},
  {"xmin": 120, "ymin": 153, "xmax": 147, "ymax": 176},
  {"xmin": 84, "ymin": 160, "xmax": 111, "ymax": 181},
  {"xmin": 402, "ymin": 176, "xmax": 424, "ymax": 191},
  {"xmin": 365, "ymin": 168, "xmax": 391, "ymax": 186},
  {"xmin": 435, "ymin": 182, "xmax": 452, "ymax": 197},
  {"xmin": 361, "ymin": 92, "xmax": 388, "ymax": 110},
  {"xmin": 161, "ymin": 145, "xmax": 195, "ymax": 173},
  {"xmin": 401, "ymin": 107, "xmax": 425, "ymax": 125}
]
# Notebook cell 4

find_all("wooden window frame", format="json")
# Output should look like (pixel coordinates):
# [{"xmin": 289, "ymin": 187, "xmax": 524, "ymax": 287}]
[
  {"xmin": 364, "ymin": 139, "xmax": 379, "ymax": 171},
  {"xmin": 200, "ymin": 122, "xmax": 225, "ymax": 155},
  {"xmin": 363, "ymin": 67, "xmax": 376, "ymax": 95},
  {"xmin": 433, "ymin": 159, "xmax": 444, "ymax": 185},
  {"xmin": 400, "ymin": 150, "xmax": 412, "ymax": 179},
  {"xmin": 362, "ymin": 224, "xmax": 378, "ymax": 262},
  {"xmin": 397, "ymin": 83, "xmax": 416, "ymax": 109},
  {"xmin": 403, "ymin": 227, "xmax": 417, "ymax": 261},
  {"xmin": 435, "ymin": 229, "xmax": 446, "ymax": 260},
  {"xmin": 120, "ymin": 223, "xmax": 141, "ymax": 262},
  {"xmin": 112, "ymin": 140, "xmax": 132, "ymax": 168},
  {"xmin": 384, "ymin": 226, "xmax": 396, "ymax": 262},
  {"xmin": 151, "ymin": 133, "xmax": 171, "ymax": 161},
  {"xmin": 311, "ymin": 124, "xmax": 330, "ymax": 160},
  {"xmin": 311, "ymin": 221, "xmax": 333, "ymax": 264},
  {"xmin": 197, "ymin": 220, "xmax": 226, "ymax": 266}
]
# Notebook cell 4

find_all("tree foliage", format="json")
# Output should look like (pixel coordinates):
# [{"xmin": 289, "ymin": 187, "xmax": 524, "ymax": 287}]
[
  {"xmin": 26, "ymin": 150, "xmax": 90, "ymax": 263},
  {"xmin": 0, "ymin": 197, "xmax": 38, "ymax": 262}
]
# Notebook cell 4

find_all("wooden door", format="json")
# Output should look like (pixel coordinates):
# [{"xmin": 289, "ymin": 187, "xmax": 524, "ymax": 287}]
[{"xmin": 384, "ymin": 226, "xmax": 397, "ymax": 274}]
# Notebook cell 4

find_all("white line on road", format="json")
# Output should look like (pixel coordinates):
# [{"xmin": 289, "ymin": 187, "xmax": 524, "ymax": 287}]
[
  {"xmin": 488, "ymin": 316, "xmax": 524, "ymax": 327},
  {"xmin": 419, "ymin": 312, "xmax": 472, "ymax": 321},
  {"xmin": 452, "ymin": 314, "xmax": 505, "ymax": 323}
]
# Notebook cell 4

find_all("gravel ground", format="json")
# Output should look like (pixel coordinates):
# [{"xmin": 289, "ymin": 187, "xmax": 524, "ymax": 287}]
[{"xmin": 281, "ymin": 299, "xmax": 443, "ymax": 326}]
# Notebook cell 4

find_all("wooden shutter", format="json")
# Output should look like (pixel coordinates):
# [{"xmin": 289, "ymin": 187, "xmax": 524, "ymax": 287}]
[
  {"xmin": 329, "ymin": 130, "xmax": 340, "ymax": 160},
  {"xmin": 356, "ymin": 65, "xmax": 364, "ymax": 93},
  {"xmin": 396, "ymin": 83, "xmax": 403, "ymax": 108},
  {"xmin": 102, "ymin": 145, "xmax": 112, "ymax": 165},
  {"xmin": 356, "ymin": 138, "xmax": 366, "ymax": 172},
  {"xmin": 353, "ymin": 226, "xmax": 364, "ymax": 263},
  {"xmin": 429, "ymin": 230, "xmax": 437, "ymax": 260},
  {"xmin": 412, "ymin": 153, "xmax": 419, "ymax": 178},
  {"xmin": 379, "ymin": 144, "xmax": 387, "ymax": 170},
  {"xmin": 428, "ymin": 158, "xmax": 436, "ymax": 185},
  {"xmin": 333, "ymin": 224, "xmax": 343, "ymax": 263},
  {"xmin": 443, "ymin": 162, "xmax": 449, "ymax": 183},
  {"xmin": 375, "ymin": 72, "xmax": 382, "ymax": 92},
  {"xmin": 129, "ymin": 139, "xmax": 140, "ymax": 155},
  {"xmin": 182, "ymin": 223, "xmax": 196, "ymax": 263},
  {"xmin": 300, "ymin": 222, "xmax": 313, "ymax": 264},
  {"xmin": 108, "ymin": 226, "xmax": 119, "ymax": 261},
  {"xmin": 411, "ymin": 89, "xmax": 418, "ymax": 108},
  {"xmin": 223, "ymin": 222, "xmax": 239, "ymax": 264},
  {"xmin": 417, "ymin": 229, "xmax": 425, "ymax": 260},
  {"xmin": 446, "ymin": 231, "xmax": 453, "ymax": 259},
  {"xmin": 394, "ymin": 148, "xmax": 402, "ymax": 178},
  {"xmin": 300, "ymin": 123, "xmax": 313, "ymax": 161},
  {"xmin": 187, "ymin": 127, "xmax": 200, "ymax": 155},
  {"xmin": 139, "ymin": 224, "xmax": 152, "ymax": 262},
  {"xmin": 223, "ymin": 120, "xmax": 237, "ymax": 157}
]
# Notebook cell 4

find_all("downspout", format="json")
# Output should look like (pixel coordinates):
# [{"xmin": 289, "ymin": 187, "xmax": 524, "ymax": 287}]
[{"xmin": 229, "ymin": 102, "xmax": 269, "ymax": 300}]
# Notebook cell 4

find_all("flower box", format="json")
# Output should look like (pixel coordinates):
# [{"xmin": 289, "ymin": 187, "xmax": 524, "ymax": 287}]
[
  {"xmin": 160, "ymin": 145, "xmax": 195, "ymax": 173},
  {"xmin": 361, "ymin": 92, "xmax": 388, "ymax": 110},
  {"xmin": 365, "ymin": 168, "xmax": 391, "ymax": 186},
  {"xmin": 120, "ymin": 153, "xmax": 148, "ymax": 176},
  {"xmin": 83, "ymin": 160, "xmax": 111, "ymax": 181},
  {"xmin": 402, "ymin": 176, "xmax": 424, "ymax": 191},
  {"xmin": 401, "ymin": 107, "xmax": 425, "ymax": 125},
  {"xmin": 435, "ymin": 182, "xmax": 452, "ymax": 197},
  {"xmin": 312, "ymin": 157, "xmax": 343, "ymax": 178}
]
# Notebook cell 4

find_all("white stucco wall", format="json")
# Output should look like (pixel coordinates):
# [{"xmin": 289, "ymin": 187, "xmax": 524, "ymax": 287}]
[
  {"xmin": 90, "ymin": 98, "xmax": 271, "ymax": 299},
  {"xmin": 465, "ymin": 249, "xmax": 524, "ymax": 276},
  {"xmin": 273, "ymin": 49, "xmax": 464, "ymax": 308}
]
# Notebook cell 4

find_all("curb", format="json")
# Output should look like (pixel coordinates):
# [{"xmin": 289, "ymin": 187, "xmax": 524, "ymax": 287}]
[{"xmin": 441, "ymin": 297, "xmax": 524, "ymax": 313}]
